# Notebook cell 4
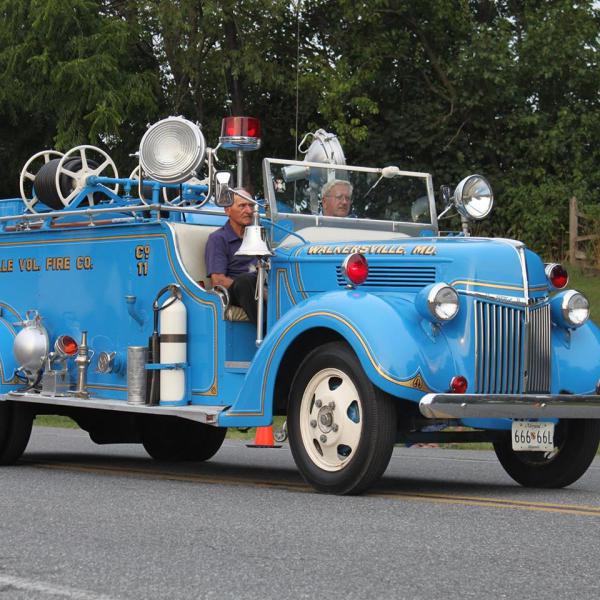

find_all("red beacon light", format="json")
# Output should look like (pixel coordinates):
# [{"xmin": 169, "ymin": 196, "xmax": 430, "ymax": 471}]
[
  {"xmin": 545, "ymin": 263, "xmax": 568, "ymax": 290},
  {"xmin": 341, "ymin": 253, "xmax": 369, "ymax": 286},
  {"xmin": 219, "ymin": 116, "xmax": 262, "ymax": 151}
]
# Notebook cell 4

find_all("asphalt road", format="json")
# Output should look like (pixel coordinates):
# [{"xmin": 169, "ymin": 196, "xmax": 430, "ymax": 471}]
[{"xmin": 1, "ymin": 426, "xmax": 600, "ymax": 600}]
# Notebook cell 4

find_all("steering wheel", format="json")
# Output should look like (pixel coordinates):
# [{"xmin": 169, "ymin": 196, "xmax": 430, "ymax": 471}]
[
  {"xmin": 55, "ymin": 145, "xmax": 119, "ymax": 207},
  {"xmin": 19, "ymin": 150, "xmax": 64, "ymax": 213}
]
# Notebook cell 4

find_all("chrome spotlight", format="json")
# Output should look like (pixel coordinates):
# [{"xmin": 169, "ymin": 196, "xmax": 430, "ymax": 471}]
[{"xmin": 139, "ymin": 116, "xmax": 206, "ymax": 184}]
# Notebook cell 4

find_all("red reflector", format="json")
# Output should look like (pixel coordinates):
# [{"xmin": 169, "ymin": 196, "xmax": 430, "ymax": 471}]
[
  {"xmin": 450, "ymin": 376, "xmax": 468, "ymax": 394},
  {"xmin": 342, "ymin": 253, "xmax": 368, "ymax": 285},
  {"xmin": 546, "ymin": 263, "xmax": 568, "ymax": 289},
  {"xmin": 220, "ymin": 116, "xmax": 261, "ymax": 139},
  {"xmin": 56, "ymin": 335, "xmax": 78, "ymax": 356}
]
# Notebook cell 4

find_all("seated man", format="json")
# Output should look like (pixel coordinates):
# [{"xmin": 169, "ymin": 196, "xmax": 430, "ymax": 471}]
[
  {"xmin": 205, "ymin": 189, "xmax": 259, "ymax": 323},
  {"xmin": 321, "ymin": 179, "xmax": 353, "ymax": 217}
]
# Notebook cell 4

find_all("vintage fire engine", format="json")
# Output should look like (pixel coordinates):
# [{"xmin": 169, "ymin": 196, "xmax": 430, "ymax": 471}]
[{"xmin": 0, "ymin": 115, "xmax": 599, "ymax": 494}]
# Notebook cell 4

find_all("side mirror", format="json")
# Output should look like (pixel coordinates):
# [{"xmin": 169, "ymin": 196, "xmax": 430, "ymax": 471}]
[
  {"xmin": 214, "ymin": 171, "xmax": 233, "ymax": 207},
  {"xmin": 439, "ymin": 185, "xmax": 452, "ymax": 207}
]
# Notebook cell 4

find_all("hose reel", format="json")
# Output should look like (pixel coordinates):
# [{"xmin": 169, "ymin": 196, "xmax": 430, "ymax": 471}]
[
  {"xmin": 20, "ymin": 145, "xmax": 119, "ymax": 212},
  {"xmin": 20, "ymin": 150, "xmax": 64, "ymax": 213}
]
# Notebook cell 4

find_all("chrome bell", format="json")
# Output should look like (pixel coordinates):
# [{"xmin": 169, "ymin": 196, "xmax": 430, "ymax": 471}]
[{"xmin": 235, "ymin": 225, "xmax": 273, "ymax": 257}]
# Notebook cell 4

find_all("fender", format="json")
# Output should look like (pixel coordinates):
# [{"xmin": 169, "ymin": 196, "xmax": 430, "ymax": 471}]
[
  {"xmin": 0, "ymin": 302, "xmax": 21, "ymax": 393},
  {"xmin": 551, "ymin": 319, "xmax": 600, "ymax": 394},
  {"xmin": 218, "ymin": 290, "xmax": 457, "ymax": 427}
]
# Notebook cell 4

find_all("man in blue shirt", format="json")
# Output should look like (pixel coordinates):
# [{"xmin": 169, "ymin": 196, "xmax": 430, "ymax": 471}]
[{"xmin": 205, "ymin": 189, "xmax": 259, "ymax": 323}]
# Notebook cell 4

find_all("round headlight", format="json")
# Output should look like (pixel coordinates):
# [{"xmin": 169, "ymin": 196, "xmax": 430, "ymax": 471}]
[
  {"xmin": 562, "ymin": 290, "xmax": 589, "ymax": 327},
  {"xmin": 416, "ymin": 283, "xmax": 459, "ymax": 322},
  {"xmin": 453, "ymin": 174, "xmax": 493, "ymax": 220},
  {"xmin": 551, "ymin": 290, "xmax": 589, "ymax": 329}
]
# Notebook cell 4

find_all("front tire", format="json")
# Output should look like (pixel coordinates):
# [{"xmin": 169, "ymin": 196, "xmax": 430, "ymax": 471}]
[
  {"xmin": 493, "ymin": 419, "xmax": 600, "ymax": 488},
  {"xmin": 142, "ymin": 416, "xmax": 226, "ymax": 462},
  {"xmin": 288, "ymin": 342, "xmax": 396, "ymax": 495}
]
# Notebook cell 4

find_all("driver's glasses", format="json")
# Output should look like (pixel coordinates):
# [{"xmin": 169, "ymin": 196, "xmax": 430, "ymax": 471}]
[{"xmin": 329, "ymin": 194, "xmax": 351, "ymax": 202}]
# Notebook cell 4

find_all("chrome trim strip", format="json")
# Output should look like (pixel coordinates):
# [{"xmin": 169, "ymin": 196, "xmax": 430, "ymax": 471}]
[
  {"xmin": 224, "ymin": 361, "xmax": 251, "ymax": 369},
  {"xmin": 517, "ymin": 245, "xmax": 530, "ymax": 392},
  {"xmin": 4, "ymin": 392, "xmax": 225, "ymax": 424},
  {"xmin": 420, "ymin": 393, "xmax": 600, "ymax": 419},
  {"xmin": 515, "ymin": 307, "xmax": 522, "ymax": 393},
  {"xmin": 458, "ymin": 290, "xmax": 530, "ymax": 306}
]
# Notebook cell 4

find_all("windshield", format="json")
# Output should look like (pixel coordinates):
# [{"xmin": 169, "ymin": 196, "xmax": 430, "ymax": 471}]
[{"xmin": 265, "ymin": 159, "xmax": 434, "ymax": 225}]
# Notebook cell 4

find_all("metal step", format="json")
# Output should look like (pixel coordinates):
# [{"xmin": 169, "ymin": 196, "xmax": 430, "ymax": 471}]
[{"xmin": 2, "ymin": 392, "xmax": 226, "ymax": 425}]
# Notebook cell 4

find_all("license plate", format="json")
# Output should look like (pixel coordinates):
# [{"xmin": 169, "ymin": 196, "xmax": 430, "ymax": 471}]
[{"xmin": 511, "ymin": 421, "xmax": 555, "ymax": 452}]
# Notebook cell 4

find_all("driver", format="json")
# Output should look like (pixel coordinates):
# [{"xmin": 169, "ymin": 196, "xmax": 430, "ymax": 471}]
[{"xmin": 321, "ymin": 179, "xmax": 352, "ymax": 217}]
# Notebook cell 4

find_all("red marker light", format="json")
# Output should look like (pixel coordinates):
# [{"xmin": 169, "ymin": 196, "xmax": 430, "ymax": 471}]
[
  {"xmin": 56, "ymin": 335, "xmax": 78, "ymax": 356},
  {"xmin": 545, "ymin": 263, "xmax": 568, "ymax": 289},
  {"xmin": 450, "ymin": 375, "xmax": 468, "ymax": 394},
  {"xmin": 341, "ymin": 253, "xmax": 369, "ymax": 286}
]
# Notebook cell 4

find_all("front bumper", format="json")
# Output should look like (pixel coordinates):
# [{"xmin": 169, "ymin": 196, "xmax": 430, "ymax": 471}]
[{"xmin": 419, "ymin": 394, "xmax": 600, "ymax": 420}]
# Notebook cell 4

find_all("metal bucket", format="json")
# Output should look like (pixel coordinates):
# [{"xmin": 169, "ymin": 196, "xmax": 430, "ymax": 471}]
[{"xmin": 127, "ymin": 346, "xmax": 147, "ymax": 405}]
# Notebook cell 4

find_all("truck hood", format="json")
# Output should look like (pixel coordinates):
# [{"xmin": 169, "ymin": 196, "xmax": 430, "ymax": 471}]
[{"xmin": 274, "ymin": 236, "xmax": 548, "ymax": 299}]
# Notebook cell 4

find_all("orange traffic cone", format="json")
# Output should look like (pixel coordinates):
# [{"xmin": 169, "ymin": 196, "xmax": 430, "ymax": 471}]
[{"xmin": 246, "ymin": 425, "xmax": 282, "ymax": 448}]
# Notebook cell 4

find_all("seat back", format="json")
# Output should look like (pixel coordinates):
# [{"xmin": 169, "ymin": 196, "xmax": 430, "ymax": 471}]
[
  {"xmin": 169, "ymin": 222, "xmax": 250, "ymax": 322},
  {"xmin": 169, "ymin": 222, "xmax": 219, "ymax": 285}
]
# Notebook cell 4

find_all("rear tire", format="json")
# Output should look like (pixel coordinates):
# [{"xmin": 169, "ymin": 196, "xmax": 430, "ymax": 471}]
[
  {"xmin": 288, "ymin": 342, "xmax": 396, "ymax": 495},
  {"xmin": 142, "ymin": 416, "xmax": 226, "ymax": 462},
  {"xmin": 0, "ymin": 401, "xmax": 34, "ymax": 465},
  {"xmin": 493, "ymin": 419, "xmax": 600, "ymax": 488}
]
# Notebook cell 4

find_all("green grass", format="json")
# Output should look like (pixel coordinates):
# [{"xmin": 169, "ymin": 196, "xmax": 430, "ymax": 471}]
[{"xmin": 34, "ymin": 415, "xmax": 79, "ymax": 428}]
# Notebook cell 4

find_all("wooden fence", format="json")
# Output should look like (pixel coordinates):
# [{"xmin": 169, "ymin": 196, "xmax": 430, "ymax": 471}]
[{"xmin": 568, "ymin": 196, "xmax": 599, "ymax": 268}]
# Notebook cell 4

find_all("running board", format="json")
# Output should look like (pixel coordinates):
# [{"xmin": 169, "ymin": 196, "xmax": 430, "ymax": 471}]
[{"xmin": 3, "ymin": 392, "xmax": 226, "ymax": 425}]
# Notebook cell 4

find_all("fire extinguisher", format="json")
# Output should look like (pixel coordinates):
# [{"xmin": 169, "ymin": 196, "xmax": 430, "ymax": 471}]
[{"xmin": 147, "ymin": 285, "xmax": 187, "ymax": 406}]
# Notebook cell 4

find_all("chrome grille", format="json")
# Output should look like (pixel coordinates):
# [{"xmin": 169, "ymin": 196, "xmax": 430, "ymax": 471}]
[
  {"xmin": 336, "ymin": 265, "xmax": 436, "ymax": 288},
  {"xmin": 526, "ymin": 303, "xmax": 552, "ymax": 393},
  {"xmin": 474, "ymin": 301, "xmax": 550, "ymax": 394}
]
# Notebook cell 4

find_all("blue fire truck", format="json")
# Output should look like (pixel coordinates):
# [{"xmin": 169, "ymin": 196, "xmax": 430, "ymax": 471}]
[{"xmin": 1, "ymin": 116, "xmax": 599, "ymax": 494}]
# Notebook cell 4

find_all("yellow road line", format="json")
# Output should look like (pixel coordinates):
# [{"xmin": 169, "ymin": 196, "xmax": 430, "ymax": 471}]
[
  {"xmin": 26, "ymin": 461, "xmax": 312, "ymax": 492},
  {"xmin": 369, "ymin": 491, "xmax": 600, "ymax": 517},
  {"xmin": 24, "ymin": 460, "xmax": 600, "ymax": 517}
]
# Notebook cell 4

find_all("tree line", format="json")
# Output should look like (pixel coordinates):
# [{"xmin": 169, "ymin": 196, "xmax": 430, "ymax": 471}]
[{"xmin": 1, "ymin": 0, "xmax": 599, "ymax": 258}]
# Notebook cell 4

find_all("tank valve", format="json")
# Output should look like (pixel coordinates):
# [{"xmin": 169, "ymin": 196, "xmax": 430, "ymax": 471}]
[{"xmin": 74, "ymin": 331, "xmax": 92, "ymax": 398}]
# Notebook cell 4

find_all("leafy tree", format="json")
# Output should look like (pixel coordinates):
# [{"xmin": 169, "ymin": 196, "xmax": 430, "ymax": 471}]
[
  {"xmin": 1, "ymin": 0, "xmax": 599, "ymax": 261},
  {"xmin": 0, "ymin": 0, "xmax": 160, "ymax": 195}
]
